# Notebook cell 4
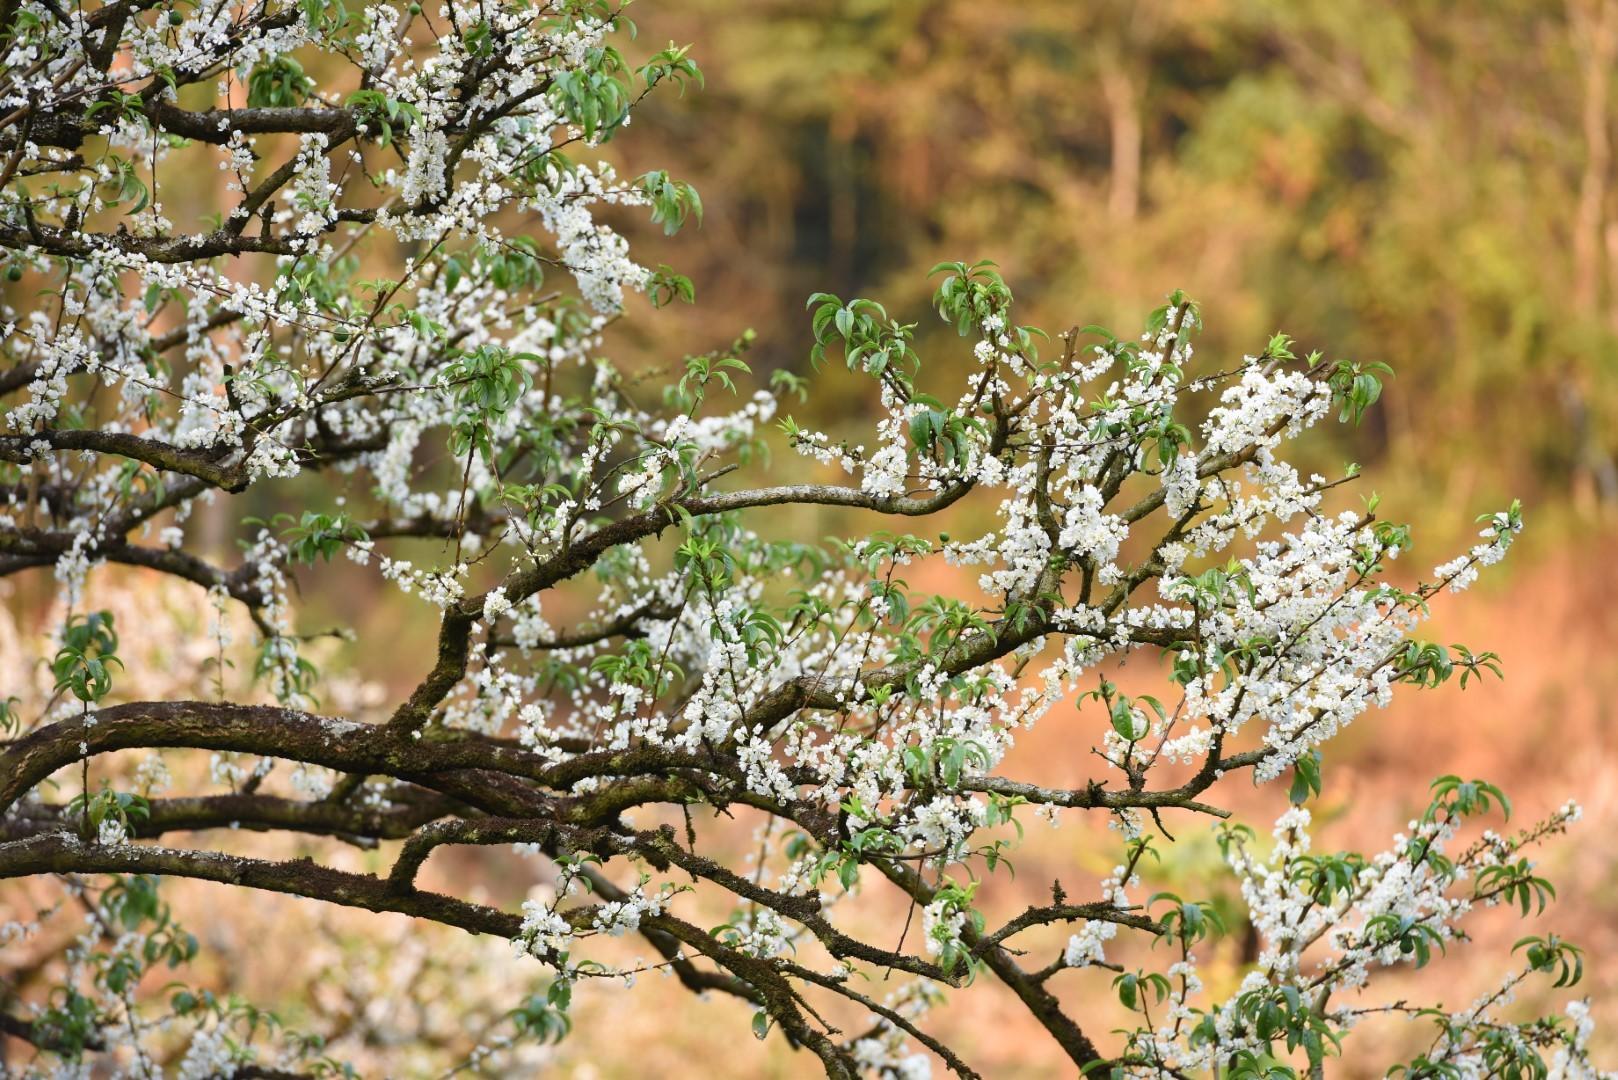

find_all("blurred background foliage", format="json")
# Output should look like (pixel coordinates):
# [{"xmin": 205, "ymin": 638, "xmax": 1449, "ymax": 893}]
[
  {"xmin": 622, "ymin": 0, "xmax": 1618, "ymax": 537},
  {"xmin": 7, "ymin": 3, "xmax": 1618, "ymax": 1074}
]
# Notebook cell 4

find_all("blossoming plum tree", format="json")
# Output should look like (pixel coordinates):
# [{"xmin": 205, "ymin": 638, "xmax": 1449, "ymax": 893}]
[{"xmin": 0, "ymin": 0, "xmax": 1606, "ymax": 1076}]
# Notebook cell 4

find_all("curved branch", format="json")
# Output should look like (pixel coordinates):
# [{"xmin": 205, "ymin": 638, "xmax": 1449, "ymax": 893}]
[{"xmin": 0, "ymin": 831, "xmax": 521, "ymax": 937}]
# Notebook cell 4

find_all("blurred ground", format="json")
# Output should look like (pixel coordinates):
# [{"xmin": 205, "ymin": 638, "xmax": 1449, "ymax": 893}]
[
  {"xmin": 530, "ymin": 529, "xmax": 1618, "ymax": 1078},
  {"xmin": 5, "ymin": 529, "xmax": 1612, "ymax": 1077}
]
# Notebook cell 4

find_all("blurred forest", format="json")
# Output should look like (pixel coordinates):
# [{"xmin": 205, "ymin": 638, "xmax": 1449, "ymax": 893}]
[
  {"xmin": 6, "ymin": 1, "xmax": 1618, "ymax": 1076},
  {"xmin": 622, "ymin": 0, "xmax": 1618, "ymax": 530}
]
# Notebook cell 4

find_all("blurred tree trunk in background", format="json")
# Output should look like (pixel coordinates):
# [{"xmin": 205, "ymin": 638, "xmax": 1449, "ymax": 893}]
[{"xmin": 1568, "ymin": 0, "xmax": 1618, "ymax": 513}]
